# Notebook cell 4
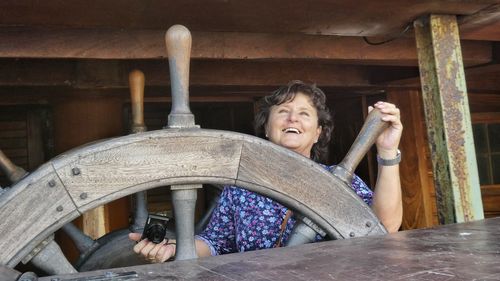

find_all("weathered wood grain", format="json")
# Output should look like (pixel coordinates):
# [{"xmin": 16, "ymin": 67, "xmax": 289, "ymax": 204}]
[
  {"xmin": 237, "ymin": 137, "xmax": 385, "ymax": 239},
  {"xmin": 0, "ymin": 163, "xmax": 79, "ymax": 267},
  {"xmin": 53, "ymin": 129, "xmax": 242, "ymax": 212},
  {"xmin": 40, "ymin": 217, "xmax": 500, "ymax": 281}
]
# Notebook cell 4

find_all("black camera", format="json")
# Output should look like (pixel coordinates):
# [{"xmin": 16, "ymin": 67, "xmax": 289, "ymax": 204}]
[{"xmin": 141, "ymin": 214, "xmax": 170, "ymax": 244}]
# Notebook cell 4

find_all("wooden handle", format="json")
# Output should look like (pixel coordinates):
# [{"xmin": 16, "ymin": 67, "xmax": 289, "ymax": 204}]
[
  {"xmin": 335, "ymin": 108, "xmax": 389, "ymax": 184},
  {"xmin": 129, "ymin": 69, "xmax": 146, "ymax": 133},
  {"xmin": 0, "ymin": 149, "xmax": 27, "ymax": 183},
  {"xmin": 165, "ymin": 25, "xmax": 192, "ymax": 117}
]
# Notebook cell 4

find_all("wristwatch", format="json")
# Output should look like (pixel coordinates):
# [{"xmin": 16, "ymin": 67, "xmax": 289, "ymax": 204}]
[{"xmin": 376, "ymin": 149, "xmax": 401, "ymax": 166}]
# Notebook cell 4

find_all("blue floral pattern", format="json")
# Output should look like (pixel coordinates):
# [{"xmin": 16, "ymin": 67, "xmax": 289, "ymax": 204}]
[{"xmin": 196, "ymin": 165, "xmax": 373, "ymax": 256}]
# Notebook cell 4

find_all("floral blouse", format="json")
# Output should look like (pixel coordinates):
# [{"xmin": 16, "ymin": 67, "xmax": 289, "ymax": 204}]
[{"xmin": 196, "ymin": 165, "xmax": 373, "ymax": 256}]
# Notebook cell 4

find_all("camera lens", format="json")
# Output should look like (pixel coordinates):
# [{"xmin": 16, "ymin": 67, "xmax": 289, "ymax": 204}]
[{"xmin": 146, "ymin": 222, "xmax": 167, "ymax": 244}]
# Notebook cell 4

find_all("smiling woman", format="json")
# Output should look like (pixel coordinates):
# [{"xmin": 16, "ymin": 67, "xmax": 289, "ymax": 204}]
[
  {"xmin": 129, "ymin": 80, "xmax": 403, "ymax": 263},
  {"xmin": 264, "ymin": 93, "xmax": 322, "ymax": 158},
  {"xmin": 255, "ymin": 80, "xmax": 333, "ymax": 162}
]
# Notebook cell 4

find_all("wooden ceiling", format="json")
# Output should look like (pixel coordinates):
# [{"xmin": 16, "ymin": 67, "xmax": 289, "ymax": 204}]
[
  {"xmin": 0, "ymin": 0, "xmax": 499, "ymax": 95},
  {"xmin": 1, "ymin": 0, "xmax": 499, "ymax": 38}
]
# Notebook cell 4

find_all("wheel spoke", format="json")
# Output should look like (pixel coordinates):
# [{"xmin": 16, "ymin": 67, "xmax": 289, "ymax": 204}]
[
  {"xmin": 171, "ymin": 186, "xmax": 200, "ymax": 260},
  {"xmin": 164, "ymin": 25, "xmax": 199, "ymax": 261},
  {"xmin": 61, "ymin": 223, "xmax": 96, "ymax": 253},
  {"xmin": 28, "ymin": 238, "xmax": 77, "ymax": 275},
  {"xmin": 131, "ymin": 191, "xmax": 149, "ymax": 233}
]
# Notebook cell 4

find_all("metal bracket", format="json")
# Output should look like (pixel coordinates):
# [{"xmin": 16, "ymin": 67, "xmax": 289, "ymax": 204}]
[
  {"xmin": 301, "ymin": 216, "xmax": 327, "ymax": 237},
  {"xmin": 286, "ymin": 215, "xmax": 327, "ymax": 247},
  {"xmin": 170, "ymin": 184, "xmax": 203, "ymax": 191},
  {"xmin": 21, "ymin": 235, "xmax": 53, "ymax": 264}
]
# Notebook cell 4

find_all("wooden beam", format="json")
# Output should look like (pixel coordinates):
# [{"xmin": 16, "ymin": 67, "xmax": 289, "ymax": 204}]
[
  {"xmin": 0, "ymin": 27, "xmax": 492, "ymax": 66},
  {"xmin": 469, "ymin": 94, "xmax": 500, "ymax": 114},
  {"xmin": 0, "ymin": 59, "xmax": 372, "ymax": 88},
  {"xmin": 381, "ymin": 63, "xmax": 500, "ymax": 92},
  {"xmin": 466, "ymin": 72, "xmax": 500, "ymax": 92},
  {"xmin": 459, "ymin": 4, "xmax": 500, "ymax": 40},
  {"xmin": 464, "ymin": 61, "xmax": 500, "ymax": 92},
  {"xmin": 414, "ymin": 14, "xmax": 484, "ymax": 224},
  {"xmin": 459, "ymin": 3, "xmax": 500, "ymax": 28},
  {"xmin": 0, "ymin": 0, "xmax": 495, "ymax": 38},
  {"xmin": 2, "ymin": 57, "xmax": 497, "ymax": 92}
]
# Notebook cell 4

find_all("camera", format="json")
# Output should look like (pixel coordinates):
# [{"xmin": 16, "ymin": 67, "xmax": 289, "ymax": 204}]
[{"xmin": 141, "ymin": 214, "xmax": 170, "ymax": 244}]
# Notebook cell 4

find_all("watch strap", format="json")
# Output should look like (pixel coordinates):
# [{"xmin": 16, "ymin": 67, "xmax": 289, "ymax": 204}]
[{"xmin": 377, "ymin": 149, "xmax": 401, "ymax": 166}]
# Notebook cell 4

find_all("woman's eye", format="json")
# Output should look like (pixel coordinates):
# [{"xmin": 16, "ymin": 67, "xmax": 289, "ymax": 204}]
[
  {"xmin": 300, "ymin": 112, "xmax": 309, "ymax": 116},
  {"xmin": 278, "ymin": 109, "xmax": 288, "ymax": 113}
]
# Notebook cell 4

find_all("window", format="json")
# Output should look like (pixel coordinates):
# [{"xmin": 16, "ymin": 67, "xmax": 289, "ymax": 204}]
[{"xmin": 473, "ymin": 122, "xmax": 500, "ymax": 185}]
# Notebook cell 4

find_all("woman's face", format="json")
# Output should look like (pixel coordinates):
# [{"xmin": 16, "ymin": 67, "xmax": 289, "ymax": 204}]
[{"xmin": 265, "ymin": 92, "xmax": 322, "ymax": 158}]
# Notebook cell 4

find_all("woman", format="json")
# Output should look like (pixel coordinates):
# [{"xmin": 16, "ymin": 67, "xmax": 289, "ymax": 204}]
[{"xmin": 129, "ymin": 80, "xmax": 403, "ymax": 262}]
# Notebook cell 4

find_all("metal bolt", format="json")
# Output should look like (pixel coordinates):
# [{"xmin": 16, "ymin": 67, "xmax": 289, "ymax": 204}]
[
  {"xmin": 48, "ymin": 180, "xmax": 56, "ymax": 187},
  {"xmin": 365, "ymin": 221, "xmax": 372, "ymax": 228},
  {"xmin": 72, "ymin": 167, "xmax": 81, "ymax": 176},
  {"xmin": 349, "ymin": 232, "xmax": 355, "ymax": 237},
  {"xmin": 56, "ymin": 205, "xmax": 63, "ymax": 212},
  {"xmin": 80, "ymin": 192, "xmax": 88, "ymax": 200}
]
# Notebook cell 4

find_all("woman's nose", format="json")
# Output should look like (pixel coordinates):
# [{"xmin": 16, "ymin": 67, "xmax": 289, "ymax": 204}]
[{"xmin": 287, "ymin": 110, "xmax": 298, "ymax": 122}]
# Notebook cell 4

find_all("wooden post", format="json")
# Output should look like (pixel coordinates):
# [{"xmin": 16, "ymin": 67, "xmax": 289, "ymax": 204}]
[{"xmin": 414, "ymin": 14, "xmax": 484, "ymax": 223}]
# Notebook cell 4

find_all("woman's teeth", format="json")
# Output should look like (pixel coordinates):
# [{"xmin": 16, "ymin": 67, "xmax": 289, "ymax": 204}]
[{"xmin": 283, "ymin": 128, "xmax": 300, "ymax": 134}]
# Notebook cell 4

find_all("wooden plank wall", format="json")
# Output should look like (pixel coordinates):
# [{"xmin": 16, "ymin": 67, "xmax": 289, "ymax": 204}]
[
  {"xmin": 386, "ymin": 89, "xmax": 500, "ymax": 228},
  {"xmin": 327, "ymin": 90, "xmax": 441, "ymax": 230},
  {"xmin": 52, "ymin": 96, "xmax": 128, "ymax": 262},
  {"xmin": 387, "ymin": 90, "xmax": 439, "ymax": 229},
  {"xmin": 0, "ymin": 105, "xmax": 48, "ymax": 187}
]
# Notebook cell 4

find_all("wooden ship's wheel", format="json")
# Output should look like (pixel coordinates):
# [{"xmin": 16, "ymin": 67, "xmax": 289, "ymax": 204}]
[{"xmin": 0, "ymin": 25, "xmax": 387, "ymax": 278}]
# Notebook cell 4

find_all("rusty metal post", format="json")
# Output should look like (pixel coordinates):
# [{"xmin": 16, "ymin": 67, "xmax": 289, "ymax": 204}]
[
  {"xmin": 414, "ymin": 14, "xmax": 484, "ymax": 223},
  {"xmin": 165, "ymin": 25, "xmax": 200, "ymax": 260}
]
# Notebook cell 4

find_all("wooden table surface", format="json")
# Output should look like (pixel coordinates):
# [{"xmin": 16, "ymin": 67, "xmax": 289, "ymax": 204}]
[{"xmin": 38, "ymin": 217, "xmax": 500, "ymax": 280}]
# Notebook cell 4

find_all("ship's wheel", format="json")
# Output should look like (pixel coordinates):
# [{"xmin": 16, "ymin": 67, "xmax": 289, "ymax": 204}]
[{"xmin": 0, "ymin": 25, "xmax": 387, "ymax": 278}]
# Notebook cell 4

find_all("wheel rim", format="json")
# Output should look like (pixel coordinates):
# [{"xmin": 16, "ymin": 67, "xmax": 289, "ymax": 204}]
[{"xmin": 0, "ymin": 128, "xmax": 386, "ymax": 269}]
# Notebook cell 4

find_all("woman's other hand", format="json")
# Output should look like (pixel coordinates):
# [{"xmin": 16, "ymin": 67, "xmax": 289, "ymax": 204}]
[{"xmin": 369, "ymin": 101, "xmax": 403, "ymax": 158}]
